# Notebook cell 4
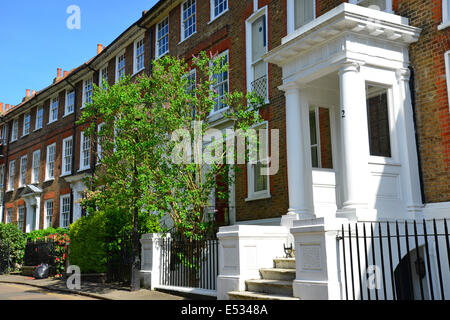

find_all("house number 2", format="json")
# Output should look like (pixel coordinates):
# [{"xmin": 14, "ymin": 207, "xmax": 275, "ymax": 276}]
[{"xmin": 341, "ymin": 110, "xmax": 346, "ymax": 118}]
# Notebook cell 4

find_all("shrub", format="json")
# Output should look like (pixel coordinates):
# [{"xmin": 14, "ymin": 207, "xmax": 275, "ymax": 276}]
[
  {"xmin": 0, "ymin": 224, "xmax": 26, "ymax": 270},
  {"xmin": 69, "ymin": 211, "xmax": 108, "ymax": 274},
  {"xmin": 69, "ymin": 208, "xmax": 160, "ymax": 274}
]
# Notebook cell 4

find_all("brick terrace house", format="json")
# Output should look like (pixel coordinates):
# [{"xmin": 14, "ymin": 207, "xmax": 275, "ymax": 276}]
[{"xmin": 0, "ymin": 0, "xmax": 450, "ymax": 299}]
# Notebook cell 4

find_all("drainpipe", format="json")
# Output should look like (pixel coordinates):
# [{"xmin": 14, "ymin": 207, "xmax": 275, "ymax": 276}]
[{"xmin": 408, "ymin": 66, "xmax": 426, "ymax": 203}]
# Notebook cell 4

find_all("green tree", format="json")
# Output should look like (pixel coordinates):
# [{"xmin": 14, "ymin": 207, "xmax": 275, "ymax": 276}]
[{"xmin": 79, "ymin": 52, "xmax": 263, "ymax": 288}]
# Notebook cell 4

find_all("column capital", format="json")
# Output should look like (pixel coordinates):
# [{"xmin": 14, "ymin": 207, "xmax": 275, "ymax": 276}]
[
  {"xmin": 338, "ymin": 61, "xmax": 363, "ymax": 76},
  {"xmin": 278, "ymin": 82, "xmax": 301, "ymax": 94},
  {"xmin": 396, "ymin": 67, "xmax": 411, "ymax": 82}
]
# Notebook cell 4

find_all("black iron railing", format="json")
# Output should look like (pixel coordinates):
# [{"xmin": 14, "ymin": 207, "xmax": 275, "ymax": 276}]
[
  {"xmin": 251, "ymin": 75, "xmax": 267, "ymax": 100},
  {"xmin": 337, "ymin": 219, "xmax": 450, "ymax": 300},
  {"xmin": 24, "ymin": 239, "xmax": 56, "ymax": 274},
  {"xmin": 160, "ymin": 234, "xmax": 219, "ymax": 291},
  {"xmin": 105, "ymin": 231, "xmax": 142, "ymax": 285}
]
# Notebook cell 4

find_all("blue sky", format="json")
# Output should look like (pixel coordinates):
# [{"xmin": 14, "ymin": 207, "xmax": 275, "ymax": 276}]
[{"xmin": 0, "ymin": 0, "xmax": 158, "ymax": 106}]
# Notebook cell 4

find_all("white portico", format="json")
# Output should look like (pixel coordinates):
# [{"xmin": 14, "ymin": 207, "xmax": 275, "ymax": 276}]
[{"xmin": 265, "ymin": 3, "xmax": 423, "ymax": 223}]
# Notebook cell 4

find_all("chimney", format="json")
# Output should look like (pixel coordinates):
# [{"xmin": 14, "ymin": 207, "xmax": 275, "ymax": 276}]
[
  {"xmin": 26, "ymin": 89, "xmax": 31, "ymax": 97},
  {"xmin": 0, "ymin": 103, "xmax": 3, "ymax": 113},
  {"xmin": 32, "ymin": 90, "xmax": 36, "ymax": 96},
  {"xmin": 97, "ymin": 44, "xmax": 103, "ymax": 55},
  {"xmin": 5, "ymin": 104, "xmax": 10, "ymax": 110},
  {"xmin": 57, "ymin": 68, "xmax": 62, "ymax": 78},
  {"xmin": 142, "ymin": 10, "xmax": 148, "ymax": 17},
  {"xmin": 63, "ymin": 70, "xmax": 68, "ymax": 77}
]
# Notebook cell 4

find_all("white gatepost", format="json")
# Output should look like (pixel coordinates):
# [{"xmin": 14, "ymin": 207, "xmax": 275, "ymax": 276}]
[
  {"xmin": 216, "ymin": 225, "xmax": 290, "ymax": 300},
  {"xmin": 140, "ymin": 233, "xmax": 167, "ymax": 290},
  {"xmin": 291, "ymin": 217, "xmax": 346, "ymax": 300}
]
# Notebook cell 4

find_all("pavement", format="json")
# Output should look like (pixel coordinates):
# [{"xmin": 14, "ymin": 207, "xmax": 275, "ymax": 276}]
[{"xmin": 0, "ymin": 274, "xmax": 187, "ymax": 300}]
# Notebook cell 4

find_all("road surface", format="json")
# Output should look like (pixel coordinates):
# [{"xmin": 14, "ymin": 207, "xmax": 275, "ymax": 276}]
[{"xmin": 0, "ymin": 283, "xmax": 97, "ymax": 300}]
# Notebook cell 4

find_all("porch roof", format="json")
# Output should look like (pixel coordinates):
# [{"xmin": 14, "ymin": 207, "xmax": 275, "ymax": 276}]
[{"xmin": 264, "ymin": 3, "xmax": 421, "ymax": 67}]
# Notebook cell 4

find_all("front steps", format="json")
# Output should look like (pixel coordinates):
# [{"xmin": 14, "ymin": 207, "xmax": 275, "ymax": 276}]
[{"xmin": 228, "ymin": 258, "xmax": 299, "ymax": 300}]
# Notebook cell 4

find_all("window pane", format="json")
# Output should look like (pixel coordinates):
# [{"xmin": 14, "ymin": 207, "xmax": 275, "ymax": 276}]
[
  {"xmin": 366, "ymin": 85, "xmax": 391, "ymax": 157},
  {"xmin": 309, "ymin": 107, "xmax": 333, "ymax": 169},
  {"xmin": 252, "ymin": 15, "xmax": 266, "ymax": 63},
  {"xmin": 295, "ymin": 0, "xmax": 315, "ymax": 29},
  {"xmin": 356, "ymin": 0, "xmax": 386, "ymax": 11}
]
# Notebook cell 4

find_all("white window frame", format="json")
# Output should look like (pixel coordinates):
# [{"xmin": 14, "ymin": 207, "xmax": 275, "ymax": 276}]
[
  {"xmin": 49, "ymin": 97, "xmax": 59, "ymax": 124},
  {"xmin": 246, "ymin": 121, "xmax": 271, "ymax": 201},
  {"xmin": 99, "ymin": 65, "xmax": 109, "ymax": 90},
  {"xmin": 22, "ymin": 113, "xmax": 31, "ymax": 137},
  {"xmin": 210, "ymin": 0, "xmax": 228, "ymax": 22},
  {"xmin": 6, "ymin": 208, "xmax": 12, "ymax": 224},
  {"xmin": 65, "ymin": 89, "xmax": 75, "ymax": 116},
  {"xmin": 349, "ymin": 0, "xmax": 393, "ymax": 13},
  {"xmin": 32, "ymin": 150, "xmax": 40, "ymax": 184},
  {"xmin": 46, "ymin": 143, "xmax": 56, "ymax": 181},
  {"xmin": 62, "ymin": 136, "xmax": 73, "ymax": 176},
  {"xmin": 35, "ymin": 107, "xmax": 44, "ymax": 131},
  {"xmin": 155, "ymin": 17, "xmax": 170, "ymax": 58},
  {"xmin": 439, "ymin": 0, "xmax": 450, "ymax": 30},
  {"xmin": 246, "ymin": 6, "xmax": 269, "ymax": 103},
  {"xmin": 97, "ymin": 123, "xmax": 105, "ymax": 163},
  {"xmin": 44, "ymin": 199, "xmax": 54, "ymax": 229},
  {"xmin": 0, "ymin": 165, "xmax": 4, "ymax": 188},
  {"xmin": 287, "ymin": 0, "xmax": 316, "ymax": 34},
  {"xmin": 60, "ymin": 194, "xmax": 71, "ymax": 229},
  {"xmin": 181, "ymin": 0, "xmax": 197, "ymax": 42},
  {"xmin": 133, "ymin": 36, "xmax": 145, "ymax": 74},
  {"xmin": 80, "ymin": 131, "xmax": 91, "ymax": 171},
  {"xmin": 19, "ymin": 155, "xmax": 27, "ymax": 188},
  {"xmin": 210, "ymin": 50, "xmax": 230, "ymax": 115},
  {"xmin": 116, "ymin": 51, "xmax": 126, "ymax": 82},
  {"xmin": 82, "ymin": 77, "xmax": 93, "ymax": 109},
  {"xmin": 8, "ymin": 160, "xmax": 15, "ymax": 191},
  {"xmin": 11, "ymin": 119, "xmax": 18, "ymax": 142},
  {"xmin": 18, "ymin": 206, "xmax": 25, "ymax": 231},
  {"xmin": 1, "ymin": 125, "xmax": 7, "ymax": 144}
]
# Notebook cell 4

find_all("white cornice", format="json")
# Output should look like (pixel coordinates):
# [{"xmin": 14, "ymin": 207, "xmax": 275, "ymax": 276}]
[{"xmin": 264, "ymin": 3, "xmax": 421, "ymax": 67}]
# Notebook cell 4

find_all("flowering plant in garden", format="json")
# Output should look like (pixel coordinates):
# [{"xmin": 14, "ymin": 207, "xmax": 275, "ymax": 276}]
[{"xmin": 46, "ymin": 233, "xmax": 70, "ymax": 276}]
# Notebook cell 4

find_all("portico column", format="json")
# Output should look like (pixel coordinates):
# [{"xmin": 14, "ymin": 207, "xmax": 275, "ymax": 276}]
[
  {"xmin": 281, "ymin": 83, "xmax": 314, "ymax": 223},
  {"xmin": 396, "ymin": 68, "xmax": 423, "ymax": 214},
  {"xmin": 338, "ymin": 62, "xmax": 370, "ymax": 218}
]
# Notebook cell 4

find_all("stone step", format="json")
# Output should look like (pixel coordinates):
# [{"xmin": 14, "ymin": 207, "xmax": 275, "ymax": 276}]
[
  {"xmin": 246, "ymin": 279, "xmax": 293, "ymax": 296},
  {"xmin": 260, "ymin": 268, "xmax": 296, "ymax": 281},
  {"xmin": 228, "ymin": 291, "xmax": 300, "ymax": 301},
  {"xmin": 274, "ymin": 258, "xmax": 295, "ymax": 270}
]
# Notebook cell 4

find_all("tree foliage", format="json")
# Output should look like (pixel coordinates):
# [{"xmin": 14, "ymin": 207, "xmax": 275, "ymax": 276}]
[{"xmin": 79, "ymin": 51, "xmax": 263, "ymax": 239}]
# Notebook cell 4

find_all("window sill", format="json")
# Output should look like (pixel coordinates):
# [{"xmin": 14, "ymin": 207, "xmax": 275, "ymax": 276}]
[
  {"xmin": 132, "ymin": 68, "xmax": 145, "ymax": 77},
  {"xmin": 438, "ymin": 21, "xmax": 450, "ymax": 31},
  {"xmin": 47, "ymin": 120, "xmax": 57, "ymax": 125},
  {"xmin": 245, "ymin": 193, "xmax": 271, "ymax": 202},
  {"xmin": 63, "ymin": 112, "xmax": 74, "ymax": 118},
  {"xmin": 208, "ymin": 9, "xmax": 229, "ymax": 24},
  {"xmin": 21, "ymin": 133, "xmax": 29, "ymax": 138},
  {"xmin": 155, "ymin": 51, "xmax": 169, "ymax": 60},
  {"xmin": 78, "ymin": 168, "xmax": 90, "ymax": 173},
  {"xmin": 44, "ymin": 179, "xmax": 54, "ymax": 183},
  {"xmin": 10, "ymin": 139, "xmax": 17, "ymax": 144},
  {"xmin": 60, "ymin": 173, "xmax": 72, "ymax": 178},
  {"xmin": 178, "ymin": 31, "xmax": 197, "ymax": 45},
  {"xmin": 34, "ymin": 127, "xmax": 42, "ymax": 133}
]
